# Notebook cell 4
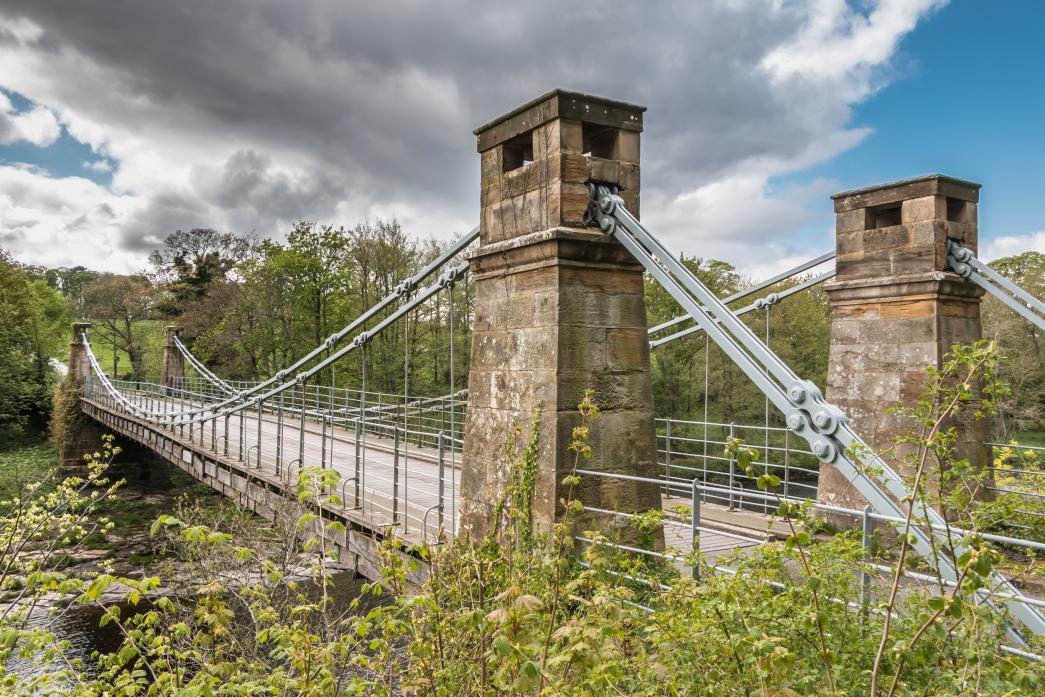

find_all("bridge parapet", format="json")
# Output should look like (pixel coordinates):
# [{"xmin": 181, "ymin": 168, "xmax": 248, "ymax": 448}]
[
  {"xmin": 817, "ymin": 175, "xmax": 990, "ymax": 515},
  {"xmin": 461, "ymin": 90, "xmax": 661, "ymax": 539}
]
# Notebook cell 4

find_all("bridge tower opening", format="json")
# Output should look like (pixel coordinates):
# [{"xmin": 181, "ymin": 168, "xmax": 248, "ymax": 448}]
[
  {"xmin": 817, "ymin": 175, "xmax": 991, "ymax": 519},
  {"xmin": 460, "ymin": 89, "xmax": 662, "ymax": 539}
]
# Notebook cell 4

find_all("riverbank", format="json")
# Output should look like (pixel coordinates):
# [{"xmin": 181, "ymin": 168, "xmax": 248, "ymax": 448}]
[
  {"xmin": 1, "ymin": 427, "xmax": 378, "ymax": 684},
  {"xmin": 0, "ymin": 424, "xmax": 233, "ymax": 579}
]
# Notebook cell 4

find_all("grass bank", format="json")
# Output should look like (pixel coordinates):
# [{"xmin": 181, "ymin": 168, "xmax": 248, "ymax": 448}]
[{"xmin": 0, "ymin": 425, "xmax": 57, "ymax": 499}]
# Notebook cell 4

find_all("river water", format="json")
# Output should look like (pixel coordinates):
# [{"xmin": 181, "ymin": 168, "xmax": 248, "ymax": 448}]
[
  {"xmin": 2, "ymin": 447, "xmax": 380, "ymax": 685},
  {"xmin": 8, "ymin": 571, "xmax": 374, "ymax": 684}
]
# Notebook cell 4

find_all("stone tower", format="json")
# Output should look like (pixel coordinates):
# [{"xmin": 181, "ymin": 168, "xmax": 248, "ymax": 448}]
[
  {"xmin": 57, "ymin": 322, "xmax": 105, "ymax": 468},
  {"xmin": 817, "ymin": 175, "xmax": 990, "ymax": 514},
  {"xmin": 459, "ymin": 89, "xmax": 661, "ymax": 539}
]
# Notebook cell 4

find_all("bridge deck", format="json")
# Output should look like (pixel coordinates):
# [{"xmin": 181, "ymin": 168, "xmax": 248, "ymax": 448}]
[{"xmin": 88, "ymin": 394, "xmax": 760, "ymax": 561}]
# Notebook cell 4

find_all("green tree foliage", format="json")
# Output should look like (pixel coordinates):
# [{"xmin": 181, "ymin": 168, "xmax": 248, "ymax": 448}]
[
  {"xmin": 645, "ymin": 257, "xmax": 830, "ymax": 425},
  {"xmin": 0, "ymin": 251, "xmax": 67, "ymax": 426},
  {"xmin": 42, "ymin": 266, "xmax": 102, "ymax": 317},
  {"xmin": 186, "ymin": 219, "xmax": 473, "ymax": 397},
  {"xmin": 80, "ymin": 274, "xmax": 155, "ymax": 380},
  {"xmin": 982, "ymin": 251, "xmax": 1044, "ymax": 434},
  {"xmin": 148, "ymin": 228, "xmax": 253, "ymax": 314}
]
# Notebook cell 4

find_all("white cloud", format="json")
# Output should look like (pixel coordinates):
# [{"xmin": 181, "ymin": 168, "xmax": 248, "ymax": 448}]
[
  {"xmin": 644, "ymin": 173, "xmax": 840, "ymax": 279},
  {"xmin": 0, "ymin": 1, "xmax": 947, "ymax": 275},
  {"xmin": 981, "ymin": 230, "xmax": 1045, "ymax": 262},
  {"xmin": 0, "ymin": 91, "xmax": 60, "ymax": 146},
  {"xmin": 0, "ymin": 164, "xmax": 141, "ymax": 270},
  {"xmin": 82, "ymin": 159, "xmax": 112, "ymax": 172},
  {"xmin": 762, "ymin": 0, "xmax": 947, "ymax": 92}
]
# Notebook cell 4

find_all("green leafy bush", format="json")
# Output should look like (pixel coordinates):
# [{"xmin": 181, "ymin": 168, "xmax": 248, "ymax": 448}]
[{"xmin": 0, "ymin": 362, "xmax": 1043, "ymax": 695}]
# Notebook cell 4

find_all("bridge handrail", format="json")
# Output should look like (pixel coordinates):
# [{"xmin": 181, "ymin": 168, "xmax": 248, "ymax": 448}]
[
  {"xmin": 986, "ymin": 442, "xmax": 1045, "ymax": 453},
  {"xmin": 133, "ymin": 380, "xmax": 464, "ymax": 434},
  {"xmin": 167, "ymin": 376, "xmax": 468, "ymax": 421},
  {"xmin": 577, "ymin": 467, "xmax": 1045, "ymax": 553},
  {"xmin": 106, "ymin": 381, "xmax": 468, "ymax": 456}
]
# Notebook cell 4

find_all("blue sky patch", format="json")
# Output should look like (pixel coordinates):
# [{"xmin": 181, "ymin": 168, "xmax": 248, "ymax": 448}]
[{"xmin": 0, "ymin": 87, "xmax": 113, "ymax": 186}]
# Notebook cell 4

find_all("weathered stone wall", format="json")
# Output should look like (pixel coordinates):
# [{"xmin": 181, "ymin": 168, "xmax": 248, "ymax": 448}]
[
  {"xmin": 461, "ymin": 90, "xmax": 660, "ymax": 540},
  {"xmin": 461, "ymin": 230, "xmax": 661, "ymax": 537},
  {"xmin": 817, "ymin": 175, "xmax": 991, "ymax": 514}
]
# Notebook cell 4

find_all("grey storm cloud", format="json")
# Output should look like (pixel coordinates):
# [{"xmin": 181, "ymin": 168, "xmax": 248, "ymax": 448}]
[
  {"xmin": 0, "ymin": 1, "xmax": 942, "ymax": 270},
  {"xmin": 118, "ymin": 188, "xmax": 212, "ymax": 252},
  {"xmin": 198, "ymin": 149, "xmax": 342, "ymax": 225}
]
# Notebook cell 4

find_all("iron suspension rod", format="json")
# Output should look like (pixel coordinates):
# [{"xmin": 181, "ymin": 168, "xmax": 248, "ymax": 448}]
[
  {"xmin": 651, "ymin": 271, "xmax": 835, "ymax": 348},
  {"xmin": 164, "ymin": 228, "xmax": 480, "ymax": 419},
  {"xmin": 649, "ymin": 250, "xmax": 835, "ymax": 335}
]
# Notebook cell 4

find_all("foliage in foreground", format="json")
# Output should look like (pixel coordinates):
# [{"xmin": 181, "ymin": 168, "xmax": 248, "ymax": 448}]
[{"xmin": 0, "ymin": 350, "xmax": 1043, "ymax": 694}]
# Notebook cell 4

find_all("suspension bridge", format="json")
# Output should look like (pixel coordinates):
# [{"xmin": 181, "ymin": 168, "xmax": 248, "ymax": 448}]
[{"xmin": 62, "ymin": 90, "xmax": 1045, "ymax": 649}]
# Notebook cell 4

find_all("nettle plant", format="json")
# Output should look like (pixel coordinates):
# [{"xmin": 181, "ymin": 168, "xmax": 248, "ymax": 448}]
[{"xmin": 1, "ymin": 354, "xmax": 1042, "ymax": 695}]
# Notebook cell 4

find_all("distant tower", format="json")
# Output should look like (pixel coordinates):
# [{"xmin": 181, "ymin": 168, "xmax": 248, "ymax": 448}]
[
  {"xmin": 56, "ymin": 322, "xmax": 104, "ymax": 468},
  {"xmin": 161, "ymin": 326, "xmax": 185, "ymax": 393}
]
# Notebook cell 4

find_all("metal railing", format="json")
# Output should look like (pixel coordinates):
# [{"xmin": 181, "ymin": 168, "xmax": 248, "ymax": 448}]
[
  {"xmin": 658, "ymin": 418, "xmax": 1043, "ymax": 514},
  {"xmin": 172, "ymin": 376, "xmax": 468, "ymax": 448},
  {"xmin": 987, "ymin": 442, "xmax": 1044, "ymax": 522},
  {"xmin": 657, "ymin": 418, "xmax": 820, "ymax": 511},
  {"xmin": 570, "ymin": 465, "xmax": 1045, "ymax": 661},
  {"xmin": 84, "ymin": 376, "xmax": 465, "ymax": 541}
]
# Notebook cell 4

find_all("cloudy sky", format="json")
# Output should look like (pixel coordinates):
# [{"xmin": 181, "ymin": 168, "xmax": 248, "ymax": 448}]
[{"xmin": 0, "ymin": 0, "xmax": 1042, "ymax": 280}]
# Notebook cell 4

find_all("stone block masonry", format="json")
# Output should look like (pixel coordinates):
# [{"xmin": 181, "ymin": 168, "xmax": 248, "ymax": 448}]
[
  {"xmin": 460, "ymin": 90, "xmax": 661, "ymax": 539},
  {"xmin": 817, "ymin": 175, "xmax": 991, "ymax": 517}
]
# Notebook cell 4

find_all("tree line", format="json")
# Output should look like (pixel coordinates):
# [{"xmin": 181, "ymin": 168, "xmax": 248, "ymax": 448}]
[{"xmin": 0, "ymin": 225, "xmax": 1041, "ymax": 435}]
